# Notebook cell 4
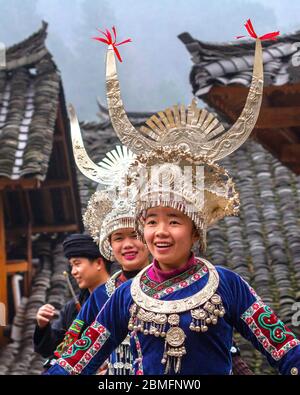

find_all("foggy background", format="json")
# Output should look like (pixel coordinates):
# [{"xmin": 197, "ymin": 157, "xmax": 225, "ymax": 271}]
[{"xmin": 0, "ymin": 0, "xmax": 299, "ymax": 121}]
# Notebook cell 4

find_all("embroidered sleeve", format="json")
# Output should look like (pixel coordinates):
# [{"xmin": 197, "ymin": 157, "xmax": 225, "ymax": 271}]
[
  {"xmin": 54, "ymin": 318, "xmax": 85, "ymax": 358},
  {"xmin": 54, "ymin": 284, "xmax": 111, "ymax": 358},
  {"xmin": 45, "ymin": 283, "xmax": 131, "ymax": 375},
  {"xmin": 231, "ymin": 274, "xmax": 300, "ymax": 375},
  {"xmin": 56, "ymin": 321, "xmax": 111, "ymax": 374}
]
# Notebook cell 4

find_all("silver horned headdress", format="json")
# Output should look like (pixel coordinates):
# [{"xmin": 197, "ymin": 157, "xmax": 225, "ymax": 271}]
[
  {"xmin": 102, "ymin": 24, "xmax": 266, "ymax": 250},
  {"xmin": 83, "ymin": 184, "xmax": 137, "ymax": 260},
  {"xmin": 104, "ymin": 34, "xmax": 263, "ymax": 161},
  {"xmin": 68, "ymin": 130, "xmax": 137, "ymax": 259},
  {"xmin": 73, "ymin": 21, "xmax": 269, "ymax": 252}
]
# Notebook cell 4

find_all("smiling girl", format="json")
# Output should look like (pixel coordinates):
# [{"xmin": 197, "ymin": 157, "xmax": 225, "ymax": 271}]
[
  {"xmin": 46, "ymin": 22, "xmax": 300, "ymax": 375},
  {"xmin": 46, "ymin": 181, "xmax": 300, "ymax": 375},
  {"xmin": 50, "ymin": 188, "xmax": 149, "ymax": 375},
  {"xmin": 110, "ymin": 228, "xmax": 149, "ymax": 273},
  {"xmin": 143, "ymin": 206, "xmax": 198, "ymax": 271},
  {"xmin": 46, "ymin": 144, "xmax": 149, "ymax": 375},
  {"xmin": 45, "ymin": 151, "xmax": 300, "ymax": 376}
]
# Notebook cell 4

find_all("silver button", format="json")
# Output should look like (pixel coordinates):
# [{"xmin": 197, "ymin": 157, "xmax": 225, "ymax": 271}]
[{"xmin": 291, "ymin": 367, "xmax": 298, "ymax": 375}]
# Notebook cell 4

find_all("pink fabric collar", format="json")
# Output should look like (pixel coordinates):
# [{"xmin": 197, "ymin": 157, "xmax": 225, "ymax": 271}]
[{"xmin": 147, "ymin": 253, "xmax": 197, "ymax": 283}]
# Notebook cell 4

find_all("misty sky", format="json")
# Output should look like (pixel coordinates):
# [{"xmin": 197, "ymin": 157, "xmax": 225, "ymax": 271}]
[{"xmin": 0, "ymin": 0, "xmax": 299, "ymax": 120}]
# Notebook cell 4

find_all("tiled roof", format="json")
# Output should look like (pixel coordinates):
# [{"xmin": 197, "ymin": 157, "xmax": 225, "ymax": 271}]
[
  {"xmin": 208, "ymin": 139, "xmax": 300, "ymax": 374},
  {"xmin": 178, "ymin": 30, "xmax": 300, "ymax": 97},
  {"xmin": 0, "ymin": 22, "xmax": 60, "ymax": 181}
]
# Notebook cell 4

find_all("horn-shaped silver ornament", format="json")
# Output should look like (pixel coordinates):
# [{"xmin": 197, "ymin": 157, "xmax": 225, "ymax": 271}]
[
  {"xmin": 68, "ymin": 103, "xmax": 106, "ymax": 183},
  {"xmin": 105, "ymin": 39, "xmax": 264, "ymax": 162},
  {"xmin": 68, "ymin": 103, "xmax": 136, "ymax": 184},
  {"xmin": 106, "ymin": 45, "xmax": 156, "ymax": 153}
]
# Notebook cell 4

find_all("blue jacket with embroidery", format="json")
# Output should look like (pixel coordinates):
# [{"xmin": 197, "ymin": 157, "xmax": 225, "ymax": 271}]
[
  {"xmin": 45, "ymin": 284, "xmax": 109, "ymax": 360},
  {"xmin": 77, "ymin": 283, "xmax": 110, "ymax": 328},
  {"xmin": 45, "ymin": 264, "xmax": 300, "ymax": 375},
  {"xmin": 33, "ymin": 289, "xmax": 90, "ymax": 358}
]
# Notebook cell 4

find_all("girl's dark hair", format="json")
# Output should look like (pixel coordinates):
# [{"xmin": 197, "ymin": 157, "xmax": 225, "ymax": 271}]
[{"xmin": 192, "ymin": 224, "xmax": 206, "ymax": 256}]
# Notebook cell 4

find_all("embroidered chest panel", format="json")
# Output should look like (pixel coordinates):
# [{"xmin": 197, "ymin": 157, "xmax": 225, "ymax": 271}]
[
  {"xmin": 140, "ymin": 259, "xmax": 209, "ymax": 299},
  {"xmin": 129, "ymin": 258, "xmax": 224, "ymax": 373}
]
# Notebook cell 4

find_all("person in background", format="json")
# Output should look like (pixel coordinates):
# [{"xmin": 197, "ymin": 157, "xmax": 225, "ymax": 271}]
[
  {"xmin": 47, "ymin": 185, "xmax": 150, "ymax": 375},
  {"xmin": 33, "ymin": 234, "xmax": 111, "ymax": 367}
]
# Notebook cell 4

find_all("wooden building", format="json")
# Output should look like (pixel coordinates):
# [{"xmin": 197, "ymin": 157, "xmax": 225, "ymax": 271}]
[{"xmin": 0, "ymin": 22, "xmax": 82, "ymax": 345}]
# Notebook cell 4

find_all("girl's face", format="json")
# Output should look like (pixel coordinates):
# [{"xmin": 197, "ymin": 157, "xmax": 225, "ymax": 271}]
[
  {"xmin": 110, "ymin": 228, "xmax": 149, "ymax": 271},
  {"xmin": 143, "ymin": 206, "xmax": 198, "ymax": 271}
]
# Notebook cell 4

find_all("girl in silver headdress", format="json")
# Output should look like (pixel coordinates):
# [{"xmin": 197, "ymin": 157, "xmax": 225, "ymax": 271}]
[
  {"xmin": 45, "ymin": 22, "xmax": 300, "ymax": 375},
  {"xmin": 47, "ymin": 149, "xmax": 149, "ymax": 375}
]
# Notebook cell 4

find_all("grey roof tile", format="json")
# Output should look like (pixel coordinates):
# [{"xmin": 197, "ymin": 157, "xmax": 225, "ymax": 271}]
[
  {"xmin": 178, "ymin": 30, "xmax": 300, "ymax": 96},
  {"xmin": 0, "ymin": 22, "xmax": 60, "ymax": 181}
]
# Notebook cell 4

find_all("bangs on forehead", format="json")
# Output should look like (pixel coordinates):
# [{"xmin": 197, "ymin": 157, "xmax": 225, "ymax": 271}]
[
  {"xmin": 111, "ymin": 228, "xmax": 136, "ymax": 237},
  {"xmin": 144, "ymin": 206, "xmax": 185, "ymax": 218}
]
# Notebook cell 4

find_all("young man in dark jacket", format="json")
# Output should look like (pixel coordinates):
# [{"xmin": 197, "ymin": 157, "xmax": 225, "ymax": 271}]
[{"xmin": 33, "ymin": 234, "xmax": 111, "ymax": 365}]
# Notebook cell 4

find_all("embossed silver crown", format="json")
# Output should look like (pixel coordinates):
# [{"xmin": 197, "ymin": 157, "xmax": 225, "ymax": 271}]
[
  {"xmin": 77, "ymin": 145, "xmax": 137, "ymax": 260},
  {"xmin": 69, "ymin": 33, "xmax": 264, "ymax": 252}
]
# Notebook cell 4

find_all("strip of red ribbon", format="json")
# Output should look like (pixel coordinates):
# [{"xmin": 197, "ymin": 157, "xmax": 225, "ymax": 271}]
[
  {"xmin": 93, "ymin": 26, "xmax": 131, "ymax": 62},
  {"xmin": 236, "ymin": 19, "xmax": 280, "ymax": 41}
]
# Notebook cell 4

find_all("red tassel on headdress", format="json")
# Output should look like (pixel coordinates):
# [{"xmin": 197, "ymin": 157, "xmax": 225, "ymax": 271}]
[
  {"xmin": 92, "ymin": 26, "xmax": 131, "ymax": 62},
  {"xmin": 236, "ymin": 19, "xmax": 280, "ymax": 41}
]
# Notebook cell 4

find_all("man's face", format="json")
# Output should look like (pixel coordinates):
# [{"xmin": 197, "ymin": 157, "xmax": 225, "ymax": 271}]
[
  {"xmin": 110, "ymin": 228, "xmax": 149, "ymax": 271},
  {"xmin": 143, "ymin": 206, "xmax": 198, "ymax": 270},
  {"xmin": 69, "ymin": 257, "xmax": 102, "ymax": 289}
]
